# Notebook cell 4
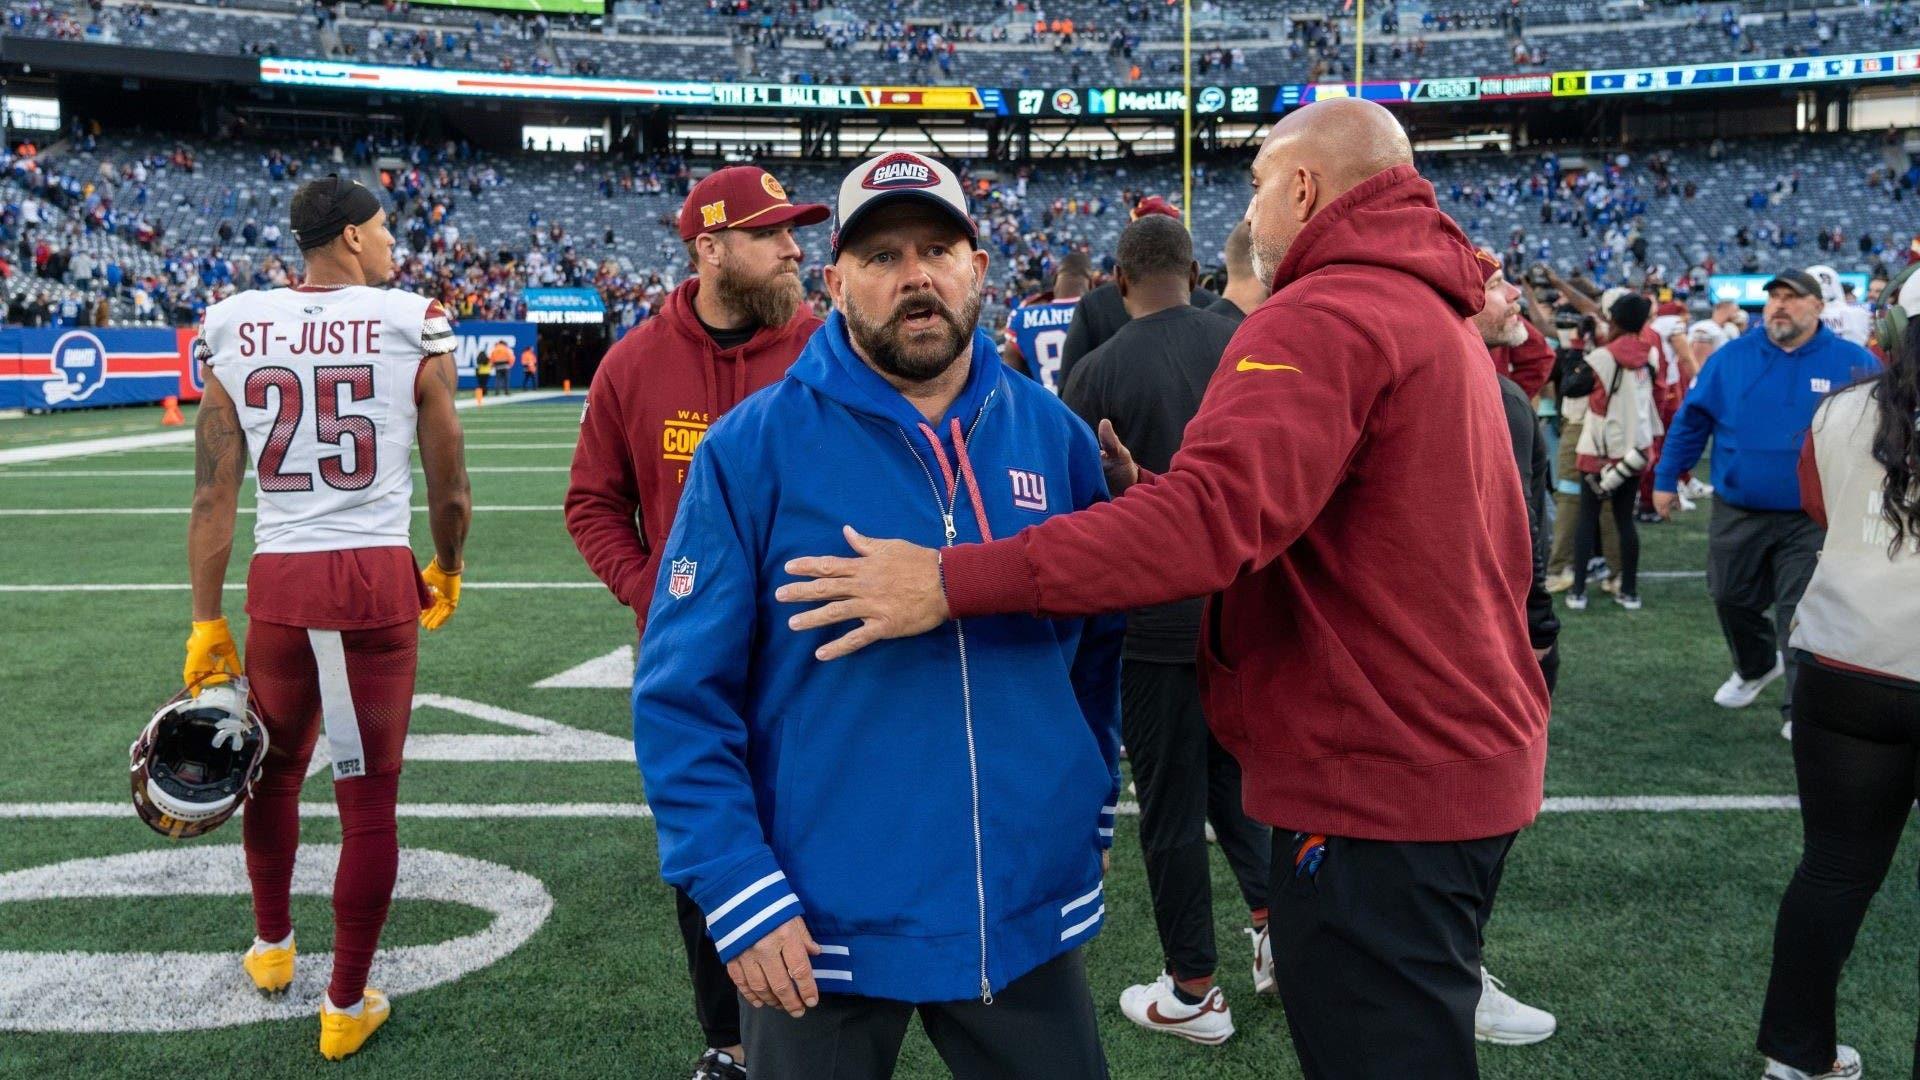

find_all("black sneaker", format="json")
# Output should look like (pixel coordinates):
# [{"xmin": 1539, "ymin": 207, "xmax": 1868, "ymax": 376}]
[
  {"xmin": 692, "ymin": 1049, "xmax": 748, "ymax": 1080},
  {"xmin": 1635, "ymin": 510, "xmax": 1664, "ymax": 524}
]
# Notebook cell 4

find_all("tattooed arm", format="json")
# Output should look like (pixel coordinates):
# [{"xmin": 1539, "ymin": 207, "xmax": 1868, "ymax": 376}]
[
  {"xmin": 415, "ymin": 352, "xmax": 471, "ymax": 573},
  {"xmin": 187, "ymin": 370, "xmax": 246, "ymax": 621}
]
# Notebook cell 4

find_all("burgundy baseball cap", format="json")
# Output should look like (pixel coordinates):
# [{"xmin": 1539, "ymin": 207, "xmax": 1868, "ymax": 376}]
[
  {"xmin": 677, "ymin": 166, "xmax": 829, "ymax": 242},
  {"xmin": 1131, "ymin": 195, "xmax": 1181, "ymax": 221}
]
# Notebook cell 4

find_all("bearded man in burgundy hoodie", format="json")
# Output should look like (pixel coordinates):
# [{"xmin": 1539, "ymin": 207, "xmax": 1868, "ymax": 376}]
[
  {"xmin": 566, "ymin": 165, "xmax": 829, "ymax": 1080},
  {"xmin": 777, "ymin": 98, "xmax": 1551, "ymax": 1080}
]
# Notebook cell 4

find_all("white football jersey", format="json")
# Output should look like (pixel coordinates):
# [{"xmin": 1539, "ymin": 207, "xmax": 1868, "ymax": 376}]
[
  {"xmin": 1819, "ymin": 302, "xmax": 1871, "ymax": 347},
  {"xmin": 200, "ymin": 285, "xmax": 455, "ymax": 554}
]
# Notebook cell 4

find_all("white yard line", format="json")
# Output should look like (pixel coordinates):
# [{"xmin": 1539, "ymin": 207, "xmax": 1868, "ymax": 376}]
[
  {"xmin": 0, "ymin": 795, "xmax": 1802, "ymax": 820},
  {"xmin": 0, "ymin": 581, "xmax": 604, "ymax": 592},
  {"xmin": 0, "ymin": 390, "xmax": 571, "ymax": 465}
]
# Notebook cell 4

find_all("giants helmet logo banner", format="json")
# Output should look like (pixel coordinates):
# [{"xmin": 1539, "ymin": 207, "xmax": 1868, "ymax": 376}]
[
  {"xmin": 44, "ymin": 331, "xmax": 111, "ymax": 405},
  {"xmin": 667, "ymin": 558, "xmax": 698, "ymax": 599},
  {"xmin": 862, "ymin": 153, "xmax": 938, "ymax": 190}
]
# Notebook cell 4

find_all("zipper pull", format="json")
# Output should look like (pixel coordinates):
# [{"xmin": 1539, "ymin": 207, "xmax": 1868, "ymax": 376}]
[
  {"xmin": 943, "ymin": 513, "xmax": 957, "ymax": 543},
  {"xmin": 980, "ymin": 978, "xmax": 993, "ymax": 1005}
]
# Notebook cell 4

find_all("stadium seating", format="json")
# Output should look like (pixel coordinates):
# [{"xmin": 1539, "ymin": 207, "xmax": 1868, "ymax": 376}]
[{"xmin": 2, "ymin": 117, "xmax": 1910, "ymax": 334}]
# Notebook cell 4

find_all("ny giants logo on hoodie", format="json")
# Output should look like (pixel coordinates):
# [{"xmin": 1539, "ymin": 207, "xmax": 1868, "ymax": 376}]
[
  {"xmin": 863, "ymin": 153, "xmax": 938, "ymax": 190},
  {"xmin": 1008, "ymin": 468, "xmax": 1047, "ymax": 512}
]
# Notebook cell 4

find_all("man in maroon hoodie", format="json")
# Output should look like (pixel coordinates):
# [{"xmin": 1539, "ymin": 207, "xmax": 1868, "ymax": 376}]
[
  {"xmin": 776, "ymin": 99, "xmax": 1550, "ymax": 1079},
  {"xmin": 566, "ymin": 165, "xmax": 828, "ymax": 1080}
]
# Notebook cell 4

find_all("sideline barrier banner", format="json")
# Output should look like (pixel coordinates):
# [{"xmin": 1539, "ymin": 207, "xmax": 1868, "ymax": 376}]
[
  {"xmin": 0, "ymin": 321, "xmax": 538, "ymax": 407},
  {"xmin": 0, "ymin": 328, "xmax": 195, "ymax": 411},
  {"xmin": 449, "ymin": 321, "xmax": 539, "ymax": 390}
]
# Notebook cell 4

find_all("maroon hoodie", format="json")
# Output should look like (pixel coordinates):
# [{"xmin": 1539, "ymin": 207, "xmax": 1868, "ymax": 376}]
[
  {"xmin": 566, "ymin": 278, "xmax": 821, "ymax": 633},
  {"xmin": 944, "ymin": 165, "xmax": 1550, "ymax": 842}
]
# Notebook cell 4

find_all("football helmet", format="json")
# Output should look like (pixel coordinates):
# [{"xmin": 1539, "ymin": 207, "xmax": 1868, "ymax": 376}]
[{"xmin": 129, "ymin": 680, "xmax": 269, "ymax": 839}]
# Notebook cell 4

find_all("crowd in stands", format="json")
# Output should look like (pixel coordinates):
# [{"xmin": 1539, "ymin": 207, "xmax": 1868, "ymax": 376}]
[
  {"xmin": 0, "ymin": 115, "xmax": 1912, "ymax": 337},
  {"xmin": 5, "ymin": 0, "xmax": 1913, "ymax": 88}
]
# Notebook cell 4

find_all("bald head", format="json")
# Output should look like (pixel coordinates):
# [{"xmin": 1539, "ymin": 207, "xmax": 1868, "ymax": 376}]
[{"xmin": 1245, "ymin": 99, "xmax": 1413, "ymax": 284}]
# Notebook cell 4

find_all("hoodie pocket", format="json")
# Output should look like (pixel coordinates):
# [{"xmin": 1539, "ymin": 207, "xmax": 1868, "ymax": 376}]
[
  {"xmin": 1198, "ymin": 592, "xmax": 1246, "ymax": 745},
  {"xmin": 771, "ymin": 711, "xmax": 971, "ymax": 938}
]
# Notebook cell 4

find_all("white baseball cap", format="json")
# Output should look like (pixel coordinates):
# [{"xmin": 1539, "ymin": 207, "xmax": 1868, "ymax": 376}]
[
  {"xmin": 830, "ymin": 151, "xmax": 977, "ymax": 260},
  {"xmin": 1803, "ymin": 264, "xmax": 1843, "ymax": 305}
]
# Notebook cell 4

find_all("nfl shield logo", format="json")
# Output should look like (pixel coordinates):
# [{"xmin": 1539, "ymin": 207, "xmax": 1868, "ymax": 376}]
[{"xmin": 668, "ymin": 558, "xmax": 697, "ymax": 599}]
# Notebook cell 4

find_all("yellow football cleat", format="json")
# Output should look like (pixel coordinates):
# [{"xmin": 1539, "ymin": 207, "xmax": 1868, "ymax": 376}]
[
  {"xmin": 318, "ymin": 988, "xmax": 390, "ymax": 1061},
  {"xmin": 242, "ymin": 937, "xmax": 295, "ymax": 995}
]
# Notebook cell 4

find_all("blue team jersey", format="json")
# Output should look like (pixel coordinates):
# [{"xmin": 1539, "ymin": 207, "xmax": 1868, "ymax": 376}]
[{"xmin": 1005, "ymin": 297, "xmax": 1079, "ymax": 393}]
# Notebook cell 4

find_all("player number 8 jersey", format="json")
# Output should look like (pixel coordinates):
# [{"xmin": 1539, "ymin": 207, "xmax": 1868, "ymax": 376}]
[{"xmin": 198, "ymin": 285, "xmax": 455, "ymax": 554}]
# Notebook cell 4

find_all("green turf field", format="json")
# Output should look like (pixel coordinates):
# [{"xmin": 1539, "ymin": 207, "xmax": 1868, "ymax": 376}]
[{"xmin": 2, "ymin": 397, "xmax": 1915, "ymax": 1079}]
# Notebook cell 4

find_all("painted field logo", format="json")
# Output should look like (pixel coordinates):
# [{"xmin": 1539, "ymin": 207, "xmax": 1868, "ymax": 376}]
[
  {"xmin": 0, "ymin": 844, "xmax": 552, "ymax": 1033},
  {"xmin": 1008, "ymin": 468, "xmax": 1047, "ymax": 512},
  {"xmin": 863, "ymin": 153, "xmax": 937, "ymax": 189},
  {"xmin": 668, "ymin": 557, "xmax": 697, "ymax": 599},
  {"xmin": 44, "ymin": 330, "xmax": 110, "ymax": 405}
]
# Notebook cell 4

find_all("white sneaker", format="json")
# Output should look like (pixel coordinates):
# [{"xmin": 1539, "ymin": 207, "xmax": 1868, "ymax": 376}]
[
  {"xmin": 1565, "ymin": 592, "xmax": 1588, "ymax": 610},
  {"xmin": 1474, "ymin": 968, "xmax": 1556, "ymax": 1046},
  {"xmin": 1119, "ymin": 972, "xmax": 1235, "ymax": 1046},
  {"xmin": 1682, "ymin": 477, "xmax": 1714, "ymax": 499},
  {"xmin": 1678, "ymin": 493, "xmax": 1698, "ymax": 512},
  {"xmin": 1247, "ymin": 926, "xmax": 1276, "ymax": 996},
  {"xmin": 1715, "ymin": 655, "xmax": 1786, "ymax": 709},
  {"xmin": 1763, "ymin": 1044, "xmax": 1862, "ymax": 1079},
  {"xmin": 1614, "ymin": 592, "xmax": 1642, "ymax": 610},
  {"xmin": 1782, "ymin": 720, "xmax": 1794, "ymax": 741}
]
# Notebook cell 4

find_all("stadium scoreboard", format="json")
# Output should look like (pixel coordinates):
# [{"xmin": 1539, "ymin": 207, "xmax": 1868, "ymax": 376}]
[{"xmin": 261, "ymin": 45, "xmax": 1920, "ymax": 113}]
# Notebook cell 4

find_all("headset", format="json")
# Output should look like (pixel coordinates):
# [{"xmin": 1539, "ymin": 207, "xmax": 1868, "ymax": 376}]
[{"xmin": 1874, "ymin": 260, "xmax": 1920, "ymax": 357}]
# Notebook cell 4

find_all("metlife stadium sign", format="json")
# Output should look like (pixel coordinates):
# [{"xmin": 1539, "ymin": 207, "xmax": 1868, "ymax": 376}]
[{"xmin": 262, "ymin": 46, "xmax": 1920, "ymax": 114}]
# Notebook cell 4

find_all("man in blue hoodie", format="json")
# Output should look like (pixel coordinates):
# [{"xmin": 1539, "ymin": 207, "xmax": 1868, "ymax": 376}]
[
  {"xmin": 631, "ymin": 150, "xmax": 1123, "ymax": 1079},
  {"xmin": 1654, "ymin": 268, "xmax": 1878, "ymax": 730}
]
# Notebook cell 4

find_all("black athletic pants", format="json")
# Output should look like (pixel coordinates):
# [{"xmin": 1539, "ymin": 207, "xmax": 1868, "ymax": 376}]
[
  {"xmin": 1708, "ymin": 503, "xmax": 1824, "ymax": 721},
  {"xmin": 1573, "ymin": 480, "xmax": 1639, "ymax": 597},
  {"xmin": 739, "ymin": 948, "xmax": 1108, "ymax": 1080},
  {"xmin": 676, "ymin": 886, "xmax": 741, "ymax": 1050},
  {"xmin": 1121, "ymin": 660, "xmax": 1272, "ymax": 981},
  {"xmin": 1759, "ymin": 660, "xmax": 1920, "ymax": 1077},
  {"xmin": 1268, "ymin": 829, "xmax": 1517, "ymax": 1080}
]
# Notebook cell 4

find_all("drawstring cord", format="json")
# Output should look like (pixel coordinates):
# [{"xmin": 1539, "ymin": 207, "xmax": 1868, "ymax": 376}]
[{"xmin": 917, "ymin": 417, "xmax": 993, "ymax": 543}]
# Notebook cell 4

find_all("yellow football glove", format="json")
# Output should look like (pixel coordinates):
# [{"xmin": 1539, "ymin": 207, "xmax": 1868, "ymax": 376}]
[
  {"xmin": 183, "ymin": 617, "xmax": 242, "ymax": 690},
  {"xmin": 421, "ymin": 558, "xmax": 463, "ymax": 631}
]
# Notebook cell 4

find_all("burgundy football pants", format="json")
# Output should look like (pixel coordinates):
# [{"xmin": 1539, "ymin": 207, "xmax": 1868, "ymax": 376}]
[{"xmin": 242, "ymin": 617, "xmax": 416, "ymax": 1008}]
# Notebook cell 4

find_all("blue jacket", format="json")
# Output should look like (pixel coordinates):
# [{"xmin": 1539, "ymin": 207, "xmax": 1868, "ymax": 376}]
[
  {"xmin": 1655, "ymin": 324, "xmax": 1878, "ymax": 511},
  {"xmin": 632, "ymin": 311, "xmax": 1123, "ymax": 1004}
]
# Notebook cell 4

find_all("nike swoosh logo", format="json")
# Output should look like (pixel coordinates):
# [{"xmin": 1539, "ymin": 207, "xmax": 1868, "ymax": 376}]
[{"xmin": 1235, "ymin": 356, "xmax": 1302, "ymax": 373}]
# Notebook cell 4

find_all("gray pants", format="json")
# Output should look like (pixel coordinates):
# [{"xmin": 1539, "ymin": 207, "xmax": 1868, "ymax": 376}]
[
  {"xmin": 1706, "ymin": 502, "xmax": 1824, "ymax": 719},
  {"xmin": 740, "ymin": 948, "xmax": 1107, "ymax": 1080}
]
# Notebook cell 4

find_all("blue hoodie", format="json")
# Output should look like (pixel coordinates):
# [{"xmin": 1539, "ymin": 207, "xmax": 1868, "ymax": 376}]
[
  {"xmin": 632, "ymin": 311, "xmax": 1123, "ymax": 1004},
  {"xmin": 1655, "ymin": 324, "xmax": 1878, "ymax": 510}
]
